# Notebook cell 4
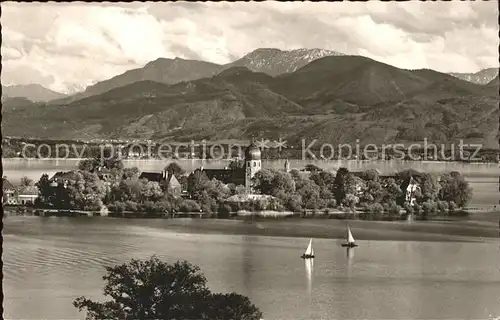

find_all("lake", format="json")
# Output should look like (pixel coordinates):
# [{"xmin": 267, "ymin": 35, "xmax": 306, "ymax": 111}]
[
  {"xmin": 3, "ymin": 158, "xmax": 498, "ymax": 206},
  {"xmin": 3, "ymin": 217, "xmax": 500, "ymax": 320}
]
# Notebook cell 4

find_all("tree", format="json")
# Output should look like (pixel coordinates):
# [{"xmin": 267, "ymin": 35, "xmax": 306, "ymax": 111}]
[
  {"xmin": 140, "ymin": 180, "xmax": 164, "ymax": 203},
  {"xmin": 310, "ymin": 171, "xmax": 336, "ymax": 190},
  {"xmin": 111, "ymin": 179, "xmax": 143, "ymax": 203},
  {"xmin": 20, "ymin": 176, "xmax": 34, "ymax": 187},
  {"xmin": 381, "ymin": 178, "xmax": 403, "ymax": 204},
  {"xmin": 180, "ymin": 199, "xmax": 202, "ymax": 212},
  {"xmin": 421, "ymin": 199, "xmax": 438, "ymax": 219},
  {"xmin": 360, "ymin": 180, "xmax": 384, "ymax": 204},
  {"xmin": 35, "ymin": 173, "xmax": 53, "ymax": 206},
  {"xmin": 253, "ymin": 169, "xmax": 295, "ymax": 197},
  {"xmin": 396, "ymin": 169, "xmax": 421, "ymax": 184},
  {"xmin": 333, "ymin": 168, "xmax": 358, "ymax": 205},
  {"xmin": 73, "ymin": 256, "xmax": 262, "ymax": 320},
  {"xmin": 438, "ymin": 172, "xmax": 473, "ymax": 208},
  {"xmin": 78, "ymin": 158, "xmax": 96, "ymax": 172},
  {"xmin": 361, "ymin": 169, "xmax": 379, "ymax": 182},
  {"xmin": 110, "ymin": 178, "xmax": 163, "ymax": 205},
  {"xmin": 285, "ymin": 194, "xmax": 303, "ymax": 212},
  {"xmin": 234, "ymin": 185, "xmax": 248, "ymax": 195},
  {"xmin": 289, "ymin": 169, "xmax": 302, "ymax": 182},
  {"xmin": 122, "ymin": 167, "xmax": 140, "ymax": 180},
  {"xmin": 344, "ymin": 193, "xmax": 359, "ymax": 211},
  {"xmin": 252, "ymin": 169, "xmax": 275, "ymax": 195},
  {"xmin": 187, "ymin": 171, "xmax": 211, "ymax": 200},
  {"xmin": 38, "ymin": 171, "xmax": 110, "ymax": 211},
  {"xmin": 436, "ymin": 200, "xmax": 449, "ymax": 215},
  {"xmin": 204, "ymin": 293, "xmax": 264, "ymax": 320},
  {"xmin": 417, "ymin": 173, "xmax": 440, "ymax": 202},
  {"xmin": 164, "ymin": 162, "xmax": 185, "ymax": 178},
  {"xmin": 333, "ymin": 167, "xmax": 349, "ymax": 204},
  {"xmin": 77, "ymin": 171, "xmax": 110, "ymax": 210},
  {"xmin": 295, "ymin": 178, "xmax": 322, "ymax": 209}
]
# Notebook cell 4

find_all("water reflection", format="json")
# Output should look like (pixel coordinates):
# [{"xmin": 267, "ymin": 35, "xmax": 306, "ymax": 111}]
[
  {"xmin": 304, "ymin": 259, "xmax": 314, "ymax": 296},
  {"xmin": 346, "ymin": 247, "xmax": 355, "ymax": 261},
  {"xmin": 242, "ymin": 235, "xmax": 257, "ymax": 296},
  {"xmin": 346, "ymin": 248, "xmax": 355, "ymax": 278},
  {"xmin": 304, "ymin": 258, "xmax": 313, "ymax": 298}
]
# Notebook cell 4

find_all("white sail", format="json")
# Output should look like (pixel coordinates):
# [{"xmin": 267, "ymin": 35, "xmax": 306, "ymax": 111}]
[
  {"xmin": 304, "ymin": 238, "xmax": 313, "ymax": 256},
  {"xmin": 347, "ymin": 226, "xmax": 355, "ymax": 244}
]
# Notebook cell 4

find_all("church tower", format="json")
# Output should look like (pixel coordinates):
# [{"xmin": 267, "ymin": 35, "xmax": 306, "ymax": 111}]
[{"xmin": 244, "ymin": 142, "xmax": 262, "ymax": 192}]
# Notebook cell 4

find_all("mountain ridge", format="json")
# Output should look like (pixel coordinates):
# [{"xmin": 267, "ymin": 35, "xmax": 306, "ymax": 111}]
[
  {"xmin": 449, "ymin": 67, "xmax": 499, "ymax": 85},
  {"xmin": 52, "ymin": 48, "xmax": 346, "ymax": 102},
  {"xmin": 1, "ymin": 84, "xmax": 66, "ymax": 102},
  {"xmin": 9, "ymin": 48, "xmax": 497, "ymax": 102},
  {"xmin": 3, "ymin": 55, "xmax": 498, "ymax": 149}
]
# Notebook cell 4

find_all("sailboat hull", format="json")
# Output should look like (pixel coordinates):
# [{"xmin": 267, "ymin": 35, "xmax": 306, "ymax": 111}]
[
  {"xmin": 301, "ymin": 254, "xmax": 315, "ymax": 259},
  {"xmin": 341, "ymin": 243, "xmax": 358, "ymax": 248}
]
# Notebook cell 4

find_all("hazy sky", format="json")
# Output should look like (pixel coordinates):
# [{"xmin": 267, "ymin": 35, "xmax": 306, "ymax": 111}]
[{"xmin": 2, "ymin": 1, "xmax": 498, "ymax": 93}]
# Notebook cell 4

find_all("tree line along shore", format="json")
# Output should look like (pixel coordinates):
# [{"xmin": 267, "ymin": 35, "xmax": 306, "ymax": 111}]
[{"xmin": 3, "ymin": 152, "xmax": 476, "ymax": 223}]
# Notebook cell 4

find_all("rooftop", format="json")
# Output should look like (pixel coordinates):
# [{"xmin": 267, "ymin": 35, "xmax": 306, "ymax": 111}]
[
  {"xmin": 2, "ymin": 178, "xmax": 15, "ymax": 191},
  {"xmin": 245, "ymin": 143, "xmax": 261, "ymax": 161}
]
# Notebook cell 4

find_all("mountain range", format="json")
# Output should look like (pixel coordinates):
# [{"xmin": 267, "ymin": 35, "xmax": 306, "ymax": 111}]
[
  {"xmin": 2, "ymin": 48, "xmax": 499, "ymax": 149},
  {"xmin": 3, "ymin": 48, "xmax": 497, "ymax": 102},
  {"xmin": 1, "ymin": 84, "xmax": 66, "ymax": 102},
  {"xmin": 449, "ymin": 68, "xmax": 499, "ymax": 85},
  {"xmin": 47, "ymin": 48, "xmax": 344, "ymax": 104}
]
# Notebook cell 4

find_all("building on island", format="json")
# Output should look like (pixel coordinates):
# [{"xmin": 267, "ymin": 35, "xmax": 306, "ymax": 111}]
[
  {"xmin": 189, "ymin": 142, "xmax": 263, "ymax": 193},
  {"xmin": 139, "ymin": 170, "xmax": 182, "ymax": 198},
  {"xmin": 16, "ymin": 186, "xmax": 39, "ymax": 205},
  {"xmin": 2, "ymin": 177, "xmax": 16, "ymax": 205},
  {"xmin": 50, "ymin": 171, "xmax": 81, "ymax": 188},
  {"xmin": 350, "ymin": 170, "xmax": 421, "ymax": 206},
  {"xmin": 284, "ymin": 159, "xmax": 290, "ymax": 173},
  {"xmin": 244, "ymin": 143, "xmax": 262, "ymax": 192},
  {"xmin": 138, "ymin": 170, "xmax": 169, "ymax": 183},
  {"xmin": 403, "ymin": 176, "xmax": 420, "ymax": 206},
  {"xmin": 194, "ymin": 168, "xmax": 246, "ymax": 187},
  {"xmin": 2, "ymin": 177, "xmax": 39, "ymax": 205}
]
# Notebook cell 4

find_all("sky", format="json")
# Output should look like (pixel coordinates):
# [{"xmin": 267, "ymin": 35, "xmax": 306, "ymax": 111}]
[{"xmin": 1, "ymin": 1, "xmax": 498, "ymax": 94}]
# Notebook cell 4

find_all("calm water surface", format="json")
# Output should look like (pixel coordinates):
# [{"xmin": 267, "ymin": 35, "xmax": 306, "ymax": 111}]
[{"xmin": 3, "ymin": 217, "xmax": 500, "ymax": 320}]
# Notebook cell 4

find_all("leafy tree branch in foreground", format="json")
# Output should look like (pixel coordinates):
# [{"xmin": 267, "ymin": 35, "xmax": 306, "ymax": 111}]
[{"xmin": 73, "ymin": 256, "xmax": 263, "ymax": 320}]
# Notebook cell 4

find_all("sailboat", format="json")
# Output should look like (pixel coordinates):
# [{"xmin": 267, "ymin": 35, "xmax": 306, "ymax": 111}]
[
  {"xmin": 301, "ymin": 238, "xmax": 315, "ymax": 259},
  {"xmin": 341, "ymin": 225, "xmax": 358, "ymax": 248}
]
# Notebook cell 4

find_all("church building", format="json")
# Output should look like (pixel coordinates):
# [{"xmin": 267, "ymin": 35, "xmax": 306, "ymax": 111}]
[
  {"xmin": 192, "ymin": 142, "xmax": 262, "ymax": 192},
  {"xmin": 244, "ymin": 143, "xmax": 261, "ymax": 191}
]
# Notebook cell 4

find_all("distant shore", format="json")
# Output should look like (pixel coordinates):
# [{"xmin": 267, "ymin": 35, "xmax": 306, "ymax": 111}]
[{"xmin": 4, "ymin": 157, "xmax": 500, "ymax": 178}]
